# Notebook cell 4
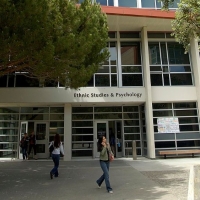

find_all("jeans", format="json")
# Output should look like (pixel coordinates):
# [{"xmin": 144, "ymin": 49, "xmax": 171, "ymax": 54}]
[
  {"xmin": 28, "ymin": 144, "xmax": 36, "ymax": 156},
  {"xmin": 50, "ymin": 154, "xmax": 60, "ymax": 177},
  {"xmin": 22, "ymin": 147, "xmax": 28, "ymax": 160},
  {"xmin": 96, "ymin": 161, "xmax": 112, "ymax": 192}
]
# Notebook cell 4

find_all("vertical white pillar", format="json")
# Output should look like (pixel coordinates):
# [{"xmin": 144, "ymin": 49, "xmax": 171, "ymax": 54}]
[
  {"xmin": 190, "ymin": 39, "xmax": 200, "ymax": 118},
  {"xmin": 117, "ymin": 31, "xmax": 122, "ymax": 87},
  {"xmin": 141, "ymin": 27, "xmax": 155, "ymax": 159},
  {"xmin": 113, "ymin": 0, "xmax": 118, "ymax": 7},
  {"xmin": 64, "ymin": 104, "xmax": 72, "ymax": 161},
  {"xmin": 137, "ymin": 0, "xmax": 142, "ymax": 8}
]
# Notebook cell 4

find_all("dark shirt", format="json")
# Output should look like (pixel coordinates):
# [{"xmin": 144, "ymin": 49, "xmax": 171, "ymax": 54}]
[
  {"xmin": 21, "ymin": 137, "xmax": 29, "ymax": 148},
  {"xmin": 29, "ymin": 135, "xmax": 36, "ymax": 145}
]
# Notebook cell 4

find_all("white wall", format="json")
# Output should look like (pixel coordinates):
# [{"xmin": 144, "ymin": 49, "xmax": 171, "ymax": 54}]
[
  {"xmin": 0, "ymin": 86, "xmax": 198, "ymax": 104},
  {"xmin": 151, "ymin": 87, "xmax": 197, "ymax": 102},
  {"xmin": 0, "ymin": 87, "xmax": 146, "ymax": 103}
]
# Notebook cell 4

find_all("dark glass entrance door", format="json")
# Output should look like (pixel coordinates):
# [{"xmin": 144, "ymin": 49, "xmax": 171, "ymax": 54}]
[{"xmin": 94, "ymin": 121, "xmax": 108, "ymax": 157}]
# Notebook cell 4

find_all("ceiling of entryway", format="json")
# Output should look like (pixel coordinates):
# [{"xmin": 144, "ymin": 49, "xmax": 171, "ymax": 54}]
[{"xmin": 102, "ymin": 6, "xmax": 175, "ymax": 32}]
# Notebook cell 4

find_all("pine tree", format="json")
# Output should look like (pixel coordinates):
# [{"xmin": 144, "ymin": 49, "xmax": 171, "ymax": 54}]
[{"xmin": 0, "ymin": 0, "xmax": 109, "ymax": 88}]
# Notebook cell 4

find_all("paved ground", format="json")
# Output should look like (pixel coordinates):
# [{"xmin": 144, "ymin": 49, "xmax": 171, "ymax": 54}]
[{"xmin": 0, "ymin": 157, "xmax": 200, "ymax": 200}]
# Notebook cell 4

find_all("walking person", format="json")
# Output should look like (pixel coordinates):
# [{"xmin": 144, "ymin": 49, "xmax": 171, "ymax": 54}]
[
  {"xmin": 28, "ymin": 131, "xmax": 37, "ymax": 160},
  {"xmin": 96, "ymin": 136, "xmax": 114, "ymax": 194},
  {"xmin": 20, "ymin": 133, "xmax": 29, "ymax": 160},
  {"xmin": 49, "ymin": 133, "xmax": 64, "ymax": 179}
]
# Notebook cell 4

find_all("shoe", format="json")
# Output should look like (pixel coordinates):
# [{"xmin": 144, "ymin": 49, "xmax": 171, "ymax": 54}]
[
  {"xmin": 96, "ymin": 181, "xmax": 101, "ymax": 188},
  {"xmin": 108, "ymin": 190, "xmax": 113, "ymax": 194},
  {"xmin": 50, "ymin": 172, "xmax": 53, "ymax": 179}
]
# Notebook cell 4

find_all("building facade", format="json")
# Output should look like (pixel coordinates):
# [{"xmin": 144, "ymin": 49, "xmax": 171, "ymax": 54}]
[{"xmin": 1, "ymin": 0, "xmax": 200, "ymax": 161}]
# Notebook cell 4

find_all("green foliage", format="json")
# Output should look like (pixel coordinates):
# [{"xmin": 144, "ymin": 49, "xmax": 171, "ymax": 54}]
[
  {"xmin": 160, "ymin": 0, "xmax": 176, "ymax": 10},
  {"xmin": 172, "ymin": 0, "xmax": 200, "ymax": 52},
  {"xmin": 0, "ymin": 0, "xmax": 109, "ymax": 88},
  {"xmin": 160, "ymin": 0, "xmax": 200, "ymax": 52}
]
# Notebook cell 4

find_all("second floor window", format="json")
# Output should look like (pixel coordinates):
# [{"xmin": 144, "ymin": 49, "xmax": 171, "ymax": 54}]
[
  {"xmin": 87, "ymin": 42, "xmax": 118, "ymax": 87},
  {"xmin": 149, "ymin": 42, "xmax": 193, "ymax": 86},
  {"xmin": 121, "ymin": 42, "xmax": 143, "ymax": 86}
]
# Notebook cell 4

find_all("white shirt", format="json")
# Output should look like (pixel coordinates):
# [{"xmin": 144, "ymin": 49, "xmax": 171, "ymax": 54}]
[{"xmin": 49, "ymin": 141, "xmax": 64, "ymax": 155}]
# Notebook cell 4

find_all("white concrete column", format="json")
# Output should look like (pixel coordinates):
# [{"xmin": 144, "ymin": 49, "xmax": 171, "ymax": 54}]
[
  {"xmin": 117, "ymin": 31, "xmax": 122, "ymax": 87},
  {"xmin": 113, "ymin": 0, "xmax": 118, "ymax": 7},
  {"xmin": 137, "ymin": 0, "xmax": 142, "ymax": 8},
  {"xmin": 190, "ymin": 39, "xmax": 200, "ymax": 118},
  {"xmin": 141, "ymin": 27, "xmax": 156, "ymax": 159},
  {"xmin": 64, "ymin": 104, "xmax": 72, "ymax": 161}
]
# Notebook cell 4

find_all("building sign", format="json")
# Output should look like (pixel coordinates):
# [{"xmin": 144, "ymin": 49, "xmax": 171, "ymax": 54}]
[
  {"xmin": 157, "ymin": 117, "xmax": 180, "ymax": 133},
  {"xmin": 74, "ymin": 92, "xmax": 142, "ymax": 98}
]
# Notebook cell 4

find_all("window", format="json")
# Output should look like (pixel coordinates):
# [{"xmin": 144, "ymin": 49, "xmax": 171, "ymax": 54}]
[
  {"xmin": 153, "ymin": 102, "xmax": 200, "ymax": 155},
  {"xmin": 108, "ymin": 32, "xmax": 116, "ymax": 38},
  {"xmin": 0, "ymin": 72, "xmax": 56, "ymax": 87},
  {"xmin": 121, "ymin": 42, "xmax": 143, "ymax": 86},
  {"xmin": 168, "ymin": 0, "xmax": 180, "ymax": 9},
  {"xmin": 141, "ymin": 0, "xmax": 161, "ymax": 8},
  {"xmin": 118, "ymin": 0, "xmax": 137, "ymax": 7},
  {"xmin": 96, "ymin": 0, "xmax": 108, "ymax": 5},
  {"xmin": 149, "ymin": 42, "xmax": 193, "ymax": 86},
  {"xmin": 72, "ymin": 106, "xmax": 142, "ymax": 157},
  {"xmin": 141, "ymin": 0, "xmax": 155, "ymax": 8},
  {"xmin": 89, "ymin": 42, "xmax": 118, "ymax": 87},
  {"xmin": 79, "ymin": 0, "xmax": 114, "ymax": 6},
  {"xmin": 120, "ymin": 32, "xmax": 140, "ymax": 38}
]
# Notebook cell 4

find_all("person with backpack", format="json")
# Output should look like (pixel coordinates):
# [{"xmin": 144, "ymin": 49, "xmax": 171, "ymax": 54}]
[
  {"xmin": 49, "ymin": 133, "xmax": 64, "ymax": 179},
  {"xmin": 20, "ymin": 133, "xmax": 29, "ymax": 160}
]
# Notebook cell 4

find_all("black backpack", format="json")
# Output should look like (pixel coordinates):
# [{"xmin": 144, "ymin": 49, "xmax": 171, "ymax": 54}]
[
  {"xmin": 19, "ymin": 138, "xmax": 25, "ymax": 148},
  {"xmin": 49, "ymin": 143, "xmax": 54, "ymax": 153}
]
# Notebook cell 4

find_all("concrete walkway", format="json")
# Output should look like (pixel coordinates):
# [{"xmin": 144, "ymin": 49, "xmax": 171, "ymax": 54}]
[{"xmin": 0, "ymin": 157, "xmax": 199, "ymax": 200}]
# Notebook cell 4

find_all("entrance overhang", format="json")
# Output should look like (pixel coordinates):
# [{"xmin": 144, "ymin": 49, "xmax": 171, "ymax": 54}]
[{"xmin": 102, "ymin": 6, "xmax": 175, "ymax": 32}]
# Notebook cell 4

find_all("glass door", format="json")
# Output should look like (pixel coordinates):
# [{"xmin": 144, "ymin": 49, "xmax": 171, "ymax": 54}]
[
  {"xmin": 94, "ymin": 121, "xmax": 108, "ymax": 158},
  {"xmin": 19, "ymin": 122, "xmax": 28, "ymax": 159},
  {"xmin": 35, "ymin": 122, "xmax": 49, "ymax": 158},
  {"xmin": 115, "ymin": 121, "xmax": 123, "ymax": 157}
]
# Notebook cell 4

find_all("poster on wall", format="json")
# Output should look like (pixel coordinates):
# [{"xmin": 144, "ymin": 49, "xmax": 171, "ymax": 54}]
[{"xmin": 157, "ymin": 117, "xmax": 180, "ymax": 133}]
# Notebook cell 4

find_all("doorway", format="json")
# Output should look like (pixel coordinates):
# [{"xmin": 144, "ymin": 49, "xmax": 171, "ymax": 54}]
[
  {"xmin": 94, "ymin": 120, "xmax": 123, "ymax": 158},
  {"xmin": 109, "ymin": 121, "xmax": 123, "ymax": 158},
  {"xmin": 94, "ymin": 121, "xmax": 109, "ymax": 158},
  {"xmin": 19, "ymin": 121, "xmax": 49, "ymax": 159},
  {"xmin": 19, "ymin": 122, "xmax": 28, "ymax": 159}
]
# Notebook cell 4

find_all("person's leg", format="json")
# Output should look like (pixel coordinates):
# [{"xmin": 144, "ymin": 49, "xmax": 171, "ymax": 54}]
[
  {"xmin": 50, "ymin": 154, "xmax": 56, "ymax": 179},
  {"xmin": 54, "ymin": 155, "xmax": 60, "ymax": 177},
  {"xmin": 97, "ymin": 160, "xmax": 111, "ymax": 188},
  {"xmin": 96, "ymin": 161, "xmax": 105, "ymax": 187},
  {"xmin": 25, "ymin": 147, "xmax": 28, "ymax": 159},
  {"xmin": 28, "ymin": 144, "xmax": 32, "ymax": 156},
  {"xmin": 104, "ymin": 162, "xmax": 112, "ymax": 192},
  {"xmin": 51, "ymin": 154, "xmax": 59, "ymax": 176},
  {"xmin": 33, "ymin": 145, "xmax": 36, "ymax": 155},
  {"xmin": 22, "ymin": 148, "xmax": 25, "ymax": 160},
  {"xmin": 33, "ymin": 145, "xmax": 37, "ymax": 159}
]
